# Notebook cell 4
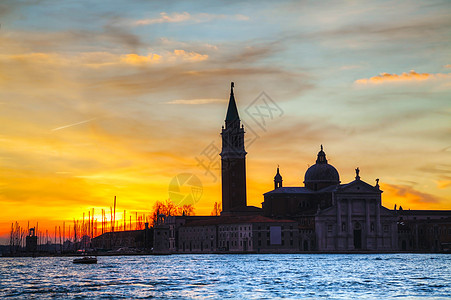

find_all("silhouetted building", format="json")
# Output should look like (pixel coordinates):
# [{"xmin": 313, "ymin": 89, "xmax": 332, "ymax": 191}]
[
  {"xmin": 153, "ymin": 215, "xmax": 176, "ymax": 253},
  {"xmin": 92, "ymin": 224, "xmax": 152, "ymax": 251},
  {"xmin": 153, "ymin": 215, "xmax": 220, "ymax": 253},
  {"xmin": 397, "ymin": 210, "xmax": 451, "ymax": 252},
  {"xmin": 25, "ymin": 227, "xmax": 38, "ymax": 253},
  {"xmin": 263, "ymin": 147, "xmax": 398, "ymax": 251},
  {"xmin": 220, "ymin": 82, "xmax": 251, "ymax": 215},
  {"xmin": 178, "ymin": 215, "xmax": 299, "ymax": 253}
]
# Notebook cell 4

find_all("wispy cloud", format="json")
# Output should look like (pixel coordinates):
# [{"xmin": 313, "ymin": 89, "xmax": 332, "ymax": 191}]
[
  {"xmin": 339, "ymin": 65, "xmax": 362, "ymax": 70},
  {"xmin": 134, "ymin": 12, "xmax": 192, "ymax": 25},
  {"xmin": 51, "ymin": 118, "xmax": 97, "ymax": 131},
  {"xmin": 166, "ymin": 98, "xmax": 226, "ymax": 105},
  {"xmin": 418, "ymin": 164, "xmax": 451, "ymax": 176},
  {"xmin": 355, "ymin": 70, "xmax": 451, "ymax": 85},
  {"xmin": 133, "ymin": 12, "xmax": 249, "ymax": 26}
]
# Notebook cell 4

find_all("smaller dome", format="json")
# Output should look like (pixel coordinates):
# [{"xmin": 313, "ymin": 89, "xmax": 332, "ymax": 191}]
[{"xmin": 304, "ymin": 146, "xmax": 340, "ymax": 190}]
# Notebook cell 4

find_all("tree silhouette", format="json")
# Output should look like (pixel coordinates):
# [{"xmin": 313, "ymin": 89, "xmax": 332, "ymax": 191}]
[
  {"xmin": 210, "ymin": 202, "xmax": 222, "ymax": 216},
  {"xmin": 150, "ymin": 199, "xmax": 195, "ymax": 226}
]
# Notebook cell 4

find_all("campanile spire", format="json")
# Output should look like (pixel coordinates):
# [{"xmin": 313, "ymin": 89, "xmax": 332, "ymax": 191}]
[
  {"xmin": 220, "ymin": 82, "xmax": 247, "ymax": 214},
  {"xmin": 225, "ymin": 82, "xmax": 240, "ymax": 127}
]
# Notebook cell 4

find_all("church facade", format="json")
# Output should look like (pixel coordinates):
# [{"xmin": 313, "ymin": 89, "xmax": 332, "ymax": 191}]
[{"xmin": 315, "ymin": 178, "xmax": 397, "ymax": 251}]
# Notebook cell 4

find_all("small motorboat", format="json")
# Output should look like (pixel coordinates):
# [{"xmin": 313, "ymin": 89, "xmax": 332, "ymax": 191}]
[{"xmin": 73, "ymin": 256, "xmax": 97, "ymax": 264}]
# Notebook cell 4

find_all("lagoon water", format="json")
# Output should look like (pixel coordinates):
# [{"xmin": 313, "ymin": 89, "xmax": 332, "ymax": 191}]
[{"xmin": 1, "ymin": 254, "xmax": 450, "ymax": 299}]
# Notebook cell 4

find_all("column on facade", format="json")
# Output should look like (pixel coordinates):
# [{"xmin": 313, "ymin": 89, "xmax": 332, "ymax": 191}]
[
  {"xmin": 365, "ymin": 199, "xmax": 370, "ymax": 249},
  {"xmin": 415, "ymin": 223, "xmax": 419, "ymax": 250},
  {"xmin": 336, "ymin": 199, "xmax": 342, "ymax": 235},
  {"xmin": 347, "ymin": 198, "xmax": 352, "ymax": 232},
  {"xmin": 335, "ymin": 198, "xmax": 341, "ymax": 250},
  {"xmin": 376, "ymin": 199, "xmax": 381, "ymax": 234},
  {"xmin": 366, "ymin": 199, "xmax": 370, "ymax": 234},
  {"xmin": 376, "ymin": 199, "xmax": 381, "ymax": 249},
  {"xmin": 347, "ymin": 198, "xmax": 352, "ymax": 249}
]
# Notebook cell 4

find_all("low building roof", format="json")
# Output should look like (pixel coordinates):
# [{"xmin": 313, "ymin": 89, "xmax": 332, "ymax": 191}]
[
  {"xmin": 182, "ymin": 215, "xmax": 296, "ymax": 227},
  {"xmin": 264, "ymin": 185, "xmax": 339, "ymax": 195},
  {"xmin": 264, "ymin": 187, "xmax": 314, "ymax": 195},
  {"xmin": 397, "ymin": 210, "xmax": 451, "ymax": 216}
]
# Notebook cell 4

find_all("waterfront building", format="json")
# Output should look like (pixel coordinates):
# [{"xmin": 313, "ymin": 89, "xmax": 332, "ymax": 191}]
[
  {"xmin": 177, "ymin": 215, "xmax": 298, "ymax": 253},
  {"xmin": 91, "ymin": 224, "xmax": 153, "ymax": 251},
  {"xmin": 25, "ymin": 228, "xmax": 38, "ymax": 253},
  {"xmin": 397, "ymin": 210, "xmax": 451, "ymax": 252}
]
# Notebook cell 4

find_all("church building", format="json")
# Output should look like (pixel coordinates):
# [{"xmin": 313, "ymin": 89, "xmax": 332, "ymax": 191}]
[{"xmin": 263, "ymin": 146, "xmax": 398, "ymax": 251}]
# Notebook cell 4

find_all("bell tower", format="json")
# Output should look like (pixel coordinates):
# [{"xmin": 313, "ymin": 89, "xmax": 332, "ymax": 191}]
[
  {"xmin": 220, "ymin": 82, "xmax": 247, "ymax": 214},
  {"xmin": 274, "ymin": 167, "xmax": 283, "ymax": 189}
]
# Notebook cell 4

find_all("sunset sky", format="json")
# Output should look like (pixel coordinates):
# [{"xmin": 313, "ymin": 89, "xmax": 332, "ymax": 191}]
[{"xmin": 0, "ymin": 0, "xmax": 450, "ymax": 243}]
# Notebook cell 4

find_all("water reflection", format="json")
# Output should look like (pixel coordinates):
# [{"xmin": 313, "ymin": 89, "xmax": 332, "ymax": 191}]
[{"xmin": 1, "ymin": 254, "xmax": 450, "ymax": 299}]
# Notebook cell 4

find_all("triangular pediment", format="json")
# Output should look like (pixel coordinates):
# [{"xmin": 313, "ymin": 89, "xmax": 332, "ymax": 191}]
[{"xmin": 336, "ymin": 180, "xmax": 382, "ymax": 194}]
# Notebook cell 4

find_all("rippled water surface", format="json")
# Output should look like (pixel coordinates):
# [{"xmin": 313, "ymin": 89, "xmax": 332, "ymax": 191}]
[{"xmin": 1, "ymin": 254, "xmax": 450, "ymax": 299}]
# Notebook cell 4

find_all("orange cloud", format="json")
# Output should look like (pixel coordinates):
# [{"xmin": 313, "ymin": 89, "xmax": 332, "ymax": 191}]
[
  {"xmin": 381, "ymin": 183, "xmax": 441, "ymax": 209},
  {"xmin": 121, "ymin": 53, "xmax": 162, "ymax": 65},
  {"xmin": 355, "ymin": 70, "xmax": 451, "ymax": 85},
  {"xmin": 172, "ymin": 49, "xmax": 208, "ymax": 62},
  {"xmin": 120, "ymin": 50, "xmax": 208, "ymax": 65},
  {"xmin": 7, "ymin": 52, "xmax": 55, "ymax": 62},
  {"xmin": 437, "ymin": 180, "xmax": 451, "ymax": 189},
  {"xmin": 0, "ymin": 50, "xmax": 207, "ymax": 70}
]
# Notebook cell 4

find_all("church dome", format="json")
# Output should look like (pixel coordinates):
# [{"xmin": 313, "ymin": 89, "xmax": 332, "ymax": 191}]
[{"xmin": 304, "ymin": 146, "xmax": 340, "ymax": 191}]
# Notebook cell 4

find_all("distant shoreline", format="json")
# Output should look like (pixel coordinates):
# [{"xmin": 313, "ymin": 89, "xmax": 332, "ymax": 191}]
[{"xmin": 1, "ymin": 251, "xmax": 450, "ymax": 258}]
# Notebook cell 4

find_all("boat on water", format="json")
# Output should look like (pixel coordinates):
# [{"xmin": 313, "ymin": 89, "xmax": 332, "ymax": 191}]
[{"xmin": 73, "ymin": 256, "xmax": 97, "ymax": 264}]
